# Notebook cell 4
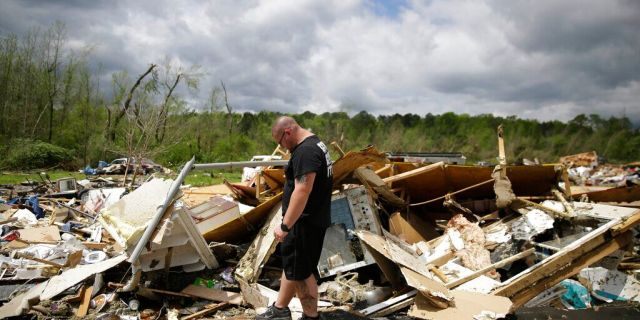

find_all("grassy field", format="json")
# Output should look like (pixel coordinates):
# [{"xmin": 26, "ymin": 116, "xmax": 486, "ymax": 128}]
[
  {"xmin": 0, "ymin": 170, "xmax": 243, "ymax": 187},
  {"xmin": 183, "ymin": 170, "xmax": 243, "ymax": 187},
  {"xmin": 0, "ymin": 170, "xmax": 86, "ymax": 185}
]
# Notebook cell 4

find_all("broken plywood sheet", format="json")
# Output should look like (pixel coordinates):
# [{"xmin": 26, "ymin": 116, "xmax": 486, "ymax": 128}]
[
  {"xmin": 17, "ymin": 225, "xmax": 61, "ymax": 242},
  {"xmin": 572, "ymin": 201, "xmax": 640, "ymax": 220},
  {"xmin": 578, "ymin": 267, "xmax": 640, "ymax": 302},
  {"xmin": 332, "ymin": 146, "xmax": 387, "ymax": 187},
  {"xmin": 234, "ymin": 202, "xmax": 282, "ymax": 282},
  {"xmin": 182, "ymin": 184, "xmax": 234, "ymax": 207},
  {"xmin": 396, "ymin": 165, "xmax": 559, "ymax": 210},
  {"xmin": 408, "ymin": 290, "xmax": 512, "ymax": 320},
  {"xmin": 99, "ymin": 178, "xmax": 176, "ymax": 249},
  {"xmin": 401, "ymin": 267, "xmax": 453, "ymax": 309},
  {"xmin": 200, "ymin": 193, "xmax": 282, "ymax": 243},
  {"xmin": 357, "ymin": 230, "xmax": 433, "ymax": 279},
  {"xmin": 389, "ymin": 211, "xmax": 439, "ymax": 244},
  {"xmin": 181, "ymin": 285, "xmax": 243, "ymax": 305},
  {"xmin": 354, "ymin": 167, "xmax": 406, "ymax": 206},
  {"xmin": 572, "ymin": 184, "xmax": 640, "ymax": 204}
]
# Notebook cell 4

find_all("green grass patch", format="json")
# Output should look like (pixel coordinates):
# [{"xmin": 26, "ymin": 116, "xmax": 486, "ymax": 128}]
[
  {"xmin": 0, "ymin": 170, "xmax": 243, "ymax": 188},
  {"xmin": 0, "ymin": 170, "xmax": 87, "ymax": 185},
  {"xmin": 184, "ymin": 170, "xmax": 243, "ymax": 187}
]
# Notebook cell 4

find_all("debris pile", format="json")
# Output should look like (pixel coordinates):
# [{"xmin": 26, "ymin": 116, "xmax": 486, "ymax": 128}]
[{"xmin": 1, "ymin": 142, "xmax": 640, "ymax": 319}]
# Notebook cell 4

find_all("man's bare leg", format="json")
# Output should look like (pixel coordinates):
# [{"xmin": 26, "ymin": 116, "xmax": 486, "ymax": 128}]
[
  {"xmin": 295, "ymin": 274, "xmax": 319, "ymax": 317},
  {"xmin": 275, "ymin": 272, "xmax": 297, "ymax": 309}
]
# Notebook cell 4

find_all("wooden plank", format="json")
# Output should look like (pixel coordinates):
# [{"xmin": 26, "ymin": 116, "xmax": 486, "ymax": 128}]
[
  {"xmin": 76, "ymin": 285, "xmax": 93, "ymax": 317},
  {"xmin": 332, "ymin": 146, "xmax": 388, "ymax": 186},
  {"xmin": 611, "ymin": 210, "xmax": 640, "ymax": 235},
  {"xmin": 13, "ymin": 252, "xmax": 64, "ymax": 268},
  {"xmin": 181, "ymin": 302, "xmax": 228, "ymax": 320},
  {"xmin": 200, "ymin": 193, "xmax": 282, "ymax": 243},
  {"xmin": 234, "ymin": 202, "xmax": 282, "ymax": 282},
  {"xmin": 354, "ymin": 168, "xmax": 406, "ymax": 206},
  {"xmin": 573, "ymin": 184, "xmax": 640, "ymax": 204},
  {"xmin": 181, "ymin": 285, "xmax": 243, "ymax": 305},
  {"xmin": 382, "ymin": 162, "xmax": 444, "ymax": 185},
  {"xmin": 388, "ymin": 211, "xmax": 439, "ymax": 244}
]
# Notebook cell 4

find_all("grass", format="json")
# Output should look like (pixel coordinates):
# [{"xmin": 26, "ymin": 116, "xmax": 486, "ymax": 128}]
[
  {"xmin": 184, "ymin": 170, "xmax": 243, "ymax": 187},
  {"xmin": 0, "ymin": 169, "xmax": 243, "ymax": 188},
  {"xmin": 0, "ymin": 170, "xmax": 87, "ymax": 185}
]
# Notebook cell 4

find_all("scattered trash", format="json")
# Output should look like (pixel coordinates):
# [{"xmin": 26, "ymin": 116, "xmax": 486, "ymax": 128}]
[{"xmin": 0, "ymin": 136, "xmax": 639, "ymax": 319}]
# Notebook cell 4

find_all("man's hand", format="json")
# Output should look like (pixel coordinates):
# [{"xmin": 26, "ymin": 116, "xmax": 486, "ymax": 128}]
[{"xmin": 275, "ymin": 228, "xmax": 288, "ymax": 242}]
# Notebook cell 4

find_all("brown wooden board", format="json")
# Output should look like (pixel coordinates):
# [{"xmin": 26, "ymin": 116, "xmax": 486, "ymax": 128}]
[
  {"xmin": 200, "ymin": 193, "xmax": 282, "ymax": 243},
  {"xmin": 572, "ymin": 184, "xmax": 640, "ymax": 203},
  {"xmin": 398, "ymin": 165, "xmax": 558, "ymax": 210},
  {"xmin": 181, "ymin": 285, "xmax": 243, "ymax": 305},
  {"xmin": 332, "ymin": 147, "xmax": 388, "ymax": 187}
]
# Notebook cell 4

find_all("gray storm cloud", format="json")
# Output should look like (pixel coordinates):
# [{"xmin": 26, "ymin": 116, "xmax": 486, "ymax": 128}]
[{"xmin": 0, "ymin": 0, "xmax": 638, "ymax": 123}]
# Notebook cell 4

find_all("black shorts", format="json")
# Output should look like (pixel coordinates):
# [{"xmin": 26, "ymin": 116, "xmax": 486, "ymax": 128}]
[{"xmin": 280, "ymin": 220, "xmax": 327, "ymax": 281}]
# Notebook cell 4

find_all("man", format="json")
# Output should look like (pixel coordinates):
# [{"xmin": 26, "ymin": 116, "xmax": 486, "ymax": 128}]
[{"xmin": 257, "ymin": 116, "xmax": 333, "ymax": 320}]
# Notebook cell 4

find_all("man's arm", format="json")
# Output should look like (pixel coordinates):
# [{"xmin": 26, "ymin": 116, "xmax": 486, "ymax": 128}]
[{"xmin": 276, "ymin": 172, "xmax": 316, "ymax": 240}]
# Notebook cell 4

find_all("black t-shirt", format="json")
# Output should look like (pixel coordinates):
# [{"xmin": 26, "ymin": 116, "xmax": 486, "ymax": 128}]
[{"xmin": 282, "ymin": 135, "xmax": 333, "ymax": 228}]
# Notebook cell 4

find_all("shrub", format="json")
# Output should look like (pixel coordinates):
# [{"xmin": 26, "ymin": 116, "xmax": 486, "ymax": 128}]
[{"xmin": 2, "ymin": 139, "xmax": 75, "ymax": 170}]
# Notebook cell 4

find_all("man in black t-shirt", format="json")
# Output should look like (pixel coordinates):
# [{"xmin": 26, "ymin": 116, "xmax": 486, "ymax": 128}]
[{"xmin": 256, "ymin": 116, "xmax": 333, "ymax": 320}]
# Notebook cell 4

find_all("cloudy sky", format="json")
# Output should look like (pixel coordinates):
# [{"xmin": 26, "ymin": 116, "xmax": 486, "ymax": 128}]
[{"xmin": 1, "ymin": 0, "xmax": 639, "ymax": 123}]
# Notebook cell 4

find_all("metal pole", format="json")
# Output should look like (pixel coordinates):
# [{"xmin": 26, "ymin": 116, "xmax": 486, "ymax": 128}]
[
  {"xmin": 128, "ymin": 156, "xmax": 196, "ymax": 263},
  {"xmin": 192, "ymin": 160, "xmax": 288, "ymax": 170}
]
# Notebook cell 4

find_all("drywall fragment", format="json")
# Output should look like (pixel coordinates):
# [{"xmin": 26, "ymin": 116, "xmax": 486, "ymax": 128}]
[
  {"xmin": 511, "ymin": 209, "xmax": 555, "ymax": 241},
  {"xmin": 17, "ymin": 225, "xmax": 61, "ymax": 242},
  {"xmin": 99, "ymin": 178, "xmax": 176, "ymax": 249}
]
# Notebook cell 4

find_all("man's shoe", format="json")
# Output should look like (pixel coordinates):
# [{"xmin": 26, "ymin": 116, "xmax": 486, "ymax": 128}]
[
  {"xmin": 297, "ymin": 313, "xmax": 320, "ymax": 320},
  {"xmin": 256, "ymin": 304, "xmax": 292, "ymax": 320}
]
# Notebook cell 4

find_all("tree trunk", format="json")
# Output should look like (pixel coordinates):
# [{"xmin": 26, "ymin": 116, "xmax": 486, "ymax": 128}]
[{"xmin": 108, "ymin": 64, "xmax": 156, "ymax": 142}]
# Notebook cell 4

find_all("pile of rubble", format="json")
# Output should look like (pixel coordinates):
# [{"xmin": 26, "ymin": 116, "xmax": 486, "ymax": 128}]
[{"xmin": 1, "ymin": 145, "xmax": 639, "ymax": 319}]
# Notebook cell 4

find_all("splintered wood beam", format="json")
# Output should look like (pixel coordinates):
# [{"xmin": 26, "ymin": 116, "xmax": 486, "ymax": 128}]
[
  {"xmin": 514, "ymin": 198, "xmax": 573, "ymax": 219},
  {"xmin": 331, "ymin": 141, "xmax": 345, "ymax": 158},
  {"xmin": 551, "ymin": 188, "xmax": 575, "ymax": 216},
  {"xmin": 497, "ymin": 124, "xmax": 506, "ymax": 166},
  {"xmin": 561, "ymin": 166, "xmax": 572, "ymax": 197},
  {"xmin": 382, "ymin": 161, "xmax": 444, "ymax": 186}
]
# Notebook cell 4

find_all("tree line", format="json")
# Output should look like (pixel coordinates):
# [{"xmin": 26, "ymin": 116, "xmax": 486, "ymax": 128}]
[{"xmin": 1, "ymin": 24, "xmax": 639, "ymax": 170}]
